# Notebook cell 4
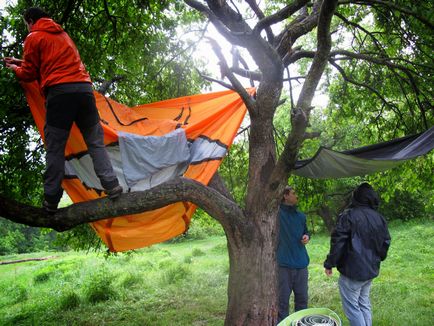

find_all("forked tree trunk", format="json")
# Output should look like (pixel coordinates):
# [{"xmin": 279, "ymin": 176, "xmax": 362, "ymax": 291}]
[
  {"xmin": 317, "ymin": 204, "xmax": 335, "ymax": 234},
  {"xmin": 224, "ymin": 212, "xmax": 279, "ymax": 326}
]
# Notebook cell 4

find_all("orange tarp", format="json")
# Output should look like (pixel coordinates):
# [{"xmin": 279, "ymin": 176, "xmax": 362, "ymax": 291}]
[{"xmin": 22, "ymin": 81, "xmax": 253, "ymax": 252}]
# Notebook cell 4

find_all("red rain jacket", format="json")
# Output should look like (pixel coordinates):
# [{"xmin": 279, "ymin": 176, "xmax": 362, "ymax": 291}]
[{"xmin": 15, "ymin": 18, "xmax": 91, "ymax": 91}]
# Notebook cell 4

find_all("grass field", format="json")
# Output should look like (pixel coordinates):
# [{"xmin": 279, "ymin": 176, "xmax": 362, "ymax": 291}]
[{"xmin": 0, "ymin": 219, "xmax": 433, "ymax": 325}]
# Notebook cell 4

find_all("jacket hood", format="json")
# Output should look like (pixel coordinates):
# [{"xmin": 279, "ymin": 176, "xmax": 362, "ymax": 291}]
[
  {"xmin": 351, "ymin": 182, "xmax": 379, "ymax": 210},
  {"xmin": 31, "ymin": 18, "xmax": 63, "ymax": 34}
]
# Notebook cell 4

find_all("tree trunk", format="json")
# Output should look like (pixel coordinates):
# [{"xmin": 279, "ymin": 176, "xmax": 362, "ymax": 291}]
[
  {"xmin": 224, "ymin": 211, "xmax": 279, "ymax": 326},
  {"xmin": 317, "ymin": 204, "xmax": 335, "ymax": 234}
]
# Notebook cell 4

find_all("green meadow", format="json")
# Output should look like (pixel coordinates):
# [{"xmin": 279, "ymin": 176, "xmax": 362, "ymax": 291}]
[{"xmin": 0, "ymin": 219, "xmax": 433, "ymax": 326}]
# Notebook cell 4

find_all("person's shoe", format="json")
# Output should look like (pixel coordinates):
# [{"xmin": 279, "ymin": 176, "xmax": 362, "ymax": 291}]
[
  {"xmin": 106, "ymin": 185, "xmax": 123, "ymax": 200},
  {"xmin": 43, "ymin": 200, "xmax": 58, "ymax": 214}
]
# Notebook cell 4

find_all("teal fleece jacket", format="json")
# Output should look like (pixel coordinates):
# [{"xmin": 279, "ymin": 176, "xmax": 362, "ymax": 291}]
[{"xmin": 277, "ymin": 204, "xmax": 310, "ymax": 268}]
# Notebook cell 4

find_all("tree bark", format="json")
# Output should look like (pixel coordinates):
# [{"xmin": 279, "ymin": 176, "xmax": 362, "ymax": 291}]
[
  {"xmin": 224, "ymin": 210, "xmax": 279, "ymax": 326},
  {"xmin": 317, "ymin": 204, "xmax": 335, "ymax": 234}
]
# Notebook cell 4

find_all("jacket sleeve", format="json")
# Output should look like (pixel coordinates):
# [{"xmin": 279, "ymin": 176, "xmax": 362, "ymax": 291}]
[
  {"xmin": 303, "ymin": 215, "xmax": 310, "ymax": 238},
  {"xmin": 379, "ymin": 218, "xmax": 391, "ymax": 261},
  {"xmin": 14, "ymin": 35, "xmax": 40, "ymax": 82},
  {"xmin": 323, "ymin": 211, "xmax": 351, "ymax": 269}
]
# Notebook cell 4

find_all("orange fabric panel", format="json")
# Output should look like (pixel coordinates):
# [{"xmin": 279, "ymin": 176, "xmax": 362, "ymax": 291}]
[{"xmin": 21, "ymin": 81, "xmax": 252, "ymax": 252}]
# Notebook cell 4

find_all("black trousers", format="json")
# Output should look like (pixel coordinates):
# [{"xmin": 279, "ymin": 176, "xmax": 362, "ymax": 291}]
[
  {"xmin": 43, "ymin": 92, "xmax": 118, "ymax": 204},
  {"xmin": 277, "ymin": 266, "xmax": 309, "ymax": 323}
]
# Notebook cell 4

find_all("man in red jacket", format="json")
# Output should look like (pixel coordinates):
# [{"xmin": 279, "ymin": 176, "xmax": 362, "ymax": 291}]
[{"xmin": 5, "ymin": 7, "xmax": 122, "ymax": 213}]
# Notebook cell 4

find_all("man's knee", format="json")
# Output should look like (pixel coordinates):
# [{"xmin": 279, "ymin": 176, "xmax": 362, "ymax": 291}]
[{"xmin": 81, "ymin": 123, "xmax": 105, "ymax": 147}]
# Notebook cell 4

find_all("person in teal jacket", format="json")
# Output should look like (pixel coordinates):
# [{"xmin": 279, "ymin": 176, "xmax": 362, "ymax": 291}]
[{"xmin": 277, "ymin": 185, "xmax": 310, "ymax": 323}]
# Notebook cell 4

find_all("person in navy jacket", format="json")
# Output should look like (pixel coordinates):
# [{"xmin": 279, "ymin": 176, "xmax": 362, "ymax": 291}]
[
  {"xmin": 324, "ymin": 183, "xmax": 391, "ymax": 326},
  {"xmin": 277, "ymin": 185, "xmax": 310, "ymax": 323}
]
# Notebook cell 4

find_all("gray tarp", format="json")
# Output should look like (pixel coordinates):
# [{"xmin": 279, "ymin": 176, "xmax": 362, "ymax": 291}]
[
  {"xmin": 294, "ymin": 126, "xmax": 434, "ymax": 179},
  {"xmin": 118, "ymin": 129, "xmax": 190, "ymax": 187}
]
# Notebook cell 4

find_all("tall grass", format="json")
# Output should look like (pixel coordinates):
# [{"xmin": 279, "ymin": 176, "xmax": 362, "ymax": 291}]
[{"xmin": 0, "ymin": 219, "xmax": 432, "ymax": 325}]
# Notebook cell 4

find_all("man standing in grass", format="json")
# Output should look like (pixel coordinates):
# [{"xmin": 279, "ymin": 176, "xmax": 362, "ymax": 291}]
[
  {"xmin": 277, "ymin": 185, "xmax": 310, "ymax": 323},
  {"xmin": 324, "ymin": 182, "xmax": 391, "ymax": 326}
]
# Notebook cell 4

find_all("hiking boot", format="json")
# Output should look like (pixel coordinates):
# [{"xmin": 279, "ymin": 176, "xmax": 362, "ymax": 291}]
[
  {"xmin": 43, "ymin": 200, "xmax": 58, "ymax": 214},
  {"xmin": 106, "ymin": 185, "xmax": 123, "ymax": 200}
]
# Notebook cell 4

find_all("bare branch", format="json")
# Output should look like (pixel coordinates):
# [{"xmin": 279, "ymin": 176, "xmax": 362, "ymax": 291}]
[
  {"xmin": 334, "ymin": 12, "xmax": 386, "ymax": 55},
  {"xmin": 252, "ymin": 0, "xmax": 310, "ymax": 39},
  {"xmin": 298, "ymin": 0, "xmax": 338, "ymax": 109},
  {"xmin": 270, "ymin": 0, "xmax": 338, "ymax": 187},
  {"xmin": 95, "ymin": 75, "xmax": 125, "ymax": 95},
  {"xmin": 186, "ymin": 0, "xmax": 283, "ymax": 81},
  {"xmin": 303, "ymin": 131, "xmax": 321, "ymax": 140},
  {"xmin": 208, "ymin": 172, "xmax": 236, "ymax": 203},
  {"xmin": 284, "ymin": 49, "xmax": 315, "ymax": 66},
  {"xmin": 338, "ymin": 0, "xmax": 434, "ymax": 30},
  {"xmin": 184, "ymin": 0, "xmax": 242, "ymax": 45},
  {"xmin": 245, "ymin": 0, "xmax": 275, "ymax": 43},
  {"xmin": 103, "ymin": 0, "xmax": 118, "ymax": 39},
  {"xmin": 206, "ymin": 37, "xmax": 256, "ymax": 112},
  {"xmin": 195, "ymin": 68, "xmax": 235, "ymax": 90},
  {"xmin": 231, "ymin": 66, "xmax": 262, "ymax": 82},
  {"xmin": 329, "ymin": 59, "xmax": 407, "ymax": 125},
  {"xmin": 275, "ymin": 2, "xmax": 320, "ymax": 59},
  {"xmin": 0, "ymin": 178, "xmax": 244, "ymax": 233},
  {"xmin": 330, "ymin": 50, "xmax": 419, "ymax": 74},
  {"xmin": 150, "ymin": 27, "xmax": 208, "ymax": 81}
]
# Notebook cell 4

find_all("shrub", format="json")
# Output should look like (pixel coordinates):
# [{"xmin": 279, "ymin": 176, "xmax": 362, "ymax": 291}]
[
  {"xmin": 119, "ymin": 272, "xmax": 142, "ymax": 288},
  {"xmin": 191, "ymin": 248, "xmax": 205, "ymax": 257},
  {"xmin": 82, "ymin": 271, "xmax": 117, "ymax": 304},
  {"xmin": 167, "ymin": 209, "xmax": 224, "ymax": 242},
  {"xmin": 183, "ymin": 255, "xmax": 193, "ymax": 264},
  {"xmin": 380, "ymin": 190, "xmax": 427, "ymax": 221},
  {"xmin": 211, "ymin": 243, "xmax": 227, "ymax": 254},
  {"xmin": 33, "ymin": 271, "xmax": 51, "ymax": 284},
  {"xmin": 8, "ymin": 284, "xmax": 28, "ymax": 304},
  {"xmin": 160, "ymin": 265, "xmax": 190, "ymax": 285},
  {"xmin": 59, "ymin": 291, "xmax": 80, "ymax": 310}
]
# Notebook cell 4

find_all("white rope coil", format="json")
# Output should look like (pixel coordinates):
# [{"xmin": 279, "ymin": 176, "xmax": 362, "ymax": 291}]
[{"xmin": 293, "ymin": 314, "xmax": 339, "ymax": 326}]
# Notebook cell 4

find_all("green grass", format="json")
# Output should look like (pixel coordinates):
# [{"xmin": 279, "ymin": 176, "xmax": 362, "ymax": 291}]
[{"xmin": 0, "ymin": 220, "xmax": 433, "ymax": 325}]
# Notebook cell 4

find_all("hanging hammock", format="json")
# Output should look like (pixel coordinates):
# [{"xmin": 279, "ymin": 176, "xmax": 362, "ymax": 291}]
[
  {"xmin": 23, "ymin": 81, "xmax": 255, "ymax": 252},
  {"xmin": 22, "ymin": 81, "xmax": 433, "ymax": 251}
]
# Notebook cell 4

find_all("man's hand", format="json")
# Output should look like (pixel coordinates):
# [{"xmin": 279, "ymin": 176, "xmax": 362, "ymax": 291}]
[
  {"xmin": 301, "ymin": 234, "xmax": 309, "ymax": 245},
  {"xmin": 4, "ymin": 57, "xmax": 23, "ymax": 65},
  {"xmin": 324, "ymin": 268, "xmax": 333, "ymax": 276},
  {"xmin": 5, "ymin": 63, "xmax": 18, "ymax": 70}
]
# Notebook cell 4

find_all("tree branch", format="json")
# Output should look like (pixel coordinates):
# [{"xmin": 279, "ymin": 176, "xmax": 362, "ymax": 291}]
[
  {"xmin": 245, "ymin": 0, "xmax": 275, "ymax": 43},
  {"xmin": 338, "ymin": 0, "xmax": 434, "ymax": 30},
  {"xmin": 195, "ymin": 69, "xmax": 235, "ymax": 90},
  {"xmin": 184, "ymin": 0, "xmax": 242, "ymax": 45},
  {"xmin": 230, "ymin": 66, "xmax": 262, "ymax": 82},
  {"xmin": 270, "ymin": 0, "xmax": 338, "ymax": 189},
  {"xmin": 252, "ymin": 0, "xmax": 310, "ymax": 38},
  {"xmin": 186, "ymin": 0, "xmax": 284, "ymax": 81},
  {"xmin": 206, "ymin": 37, "xmax": 256, "ymax": 112},
  {"xmin": 298, "ymin": 0, "xmax": 338, "ymax": 109},
  {"xmin": 0, "ymin": 178, "xmax": 244, "ymax": 233},
  {"xmin": 275, "ymin": 2, "xmax": 320, "ymax": 59},
  {"xmin": 95, "ymin": 75, "xmax": 125, "ymax": 95}
]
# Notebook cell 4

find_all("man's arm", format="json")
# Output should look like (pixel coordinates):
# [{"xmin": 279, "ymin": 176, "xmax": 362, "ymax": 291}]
[
  {"xmin": 379, "ymin": 217, "xmax": 391, "ymax": 261},
  {"xmin": 323, "ymin": 211, "xmax": 351, "ymax": 274},
  {"xmin": 301, "ymin": 214, "xmax": 310, "ymax": 244},
  {"xmin": 11, "ymin": 36, "xmax": 40, "ymax": 82}
]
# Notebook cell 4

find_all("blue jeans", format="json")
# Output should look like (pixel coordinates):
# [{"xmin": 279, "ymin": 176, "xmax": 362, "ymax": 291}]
[
  {"xmin": 338, "ymin": 274, "xmax": 372, "ymax": 326},
  {"xmin": 277, "ymin": 267, "xmax": 308, "ymax": 323}
]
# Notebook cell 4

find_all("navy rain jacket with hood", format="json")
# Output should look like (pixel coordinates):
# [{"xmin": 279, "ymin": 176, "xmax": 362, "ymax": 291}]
[{"xmin": 324, "ymin": 183, "xmax": 391, "ymax": 281}]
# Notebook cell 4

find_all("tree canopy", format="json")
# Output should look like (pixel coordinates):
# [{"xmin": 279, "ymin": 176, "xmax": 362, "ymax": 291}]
[{"xmin": 0, "ymin": 1, "xmax": 433, "ymax": 325}]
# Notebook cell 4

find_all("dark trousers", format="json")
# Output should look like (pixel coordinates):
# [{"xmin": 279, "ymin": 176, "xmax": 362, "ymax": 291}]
[
  {"xmin": 277, "ymin": 266, "xmax": 308, "ymax": 323},
  {"xmin": 43, "ymin": 92, "xmax": 118, "ymax": 204}
]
